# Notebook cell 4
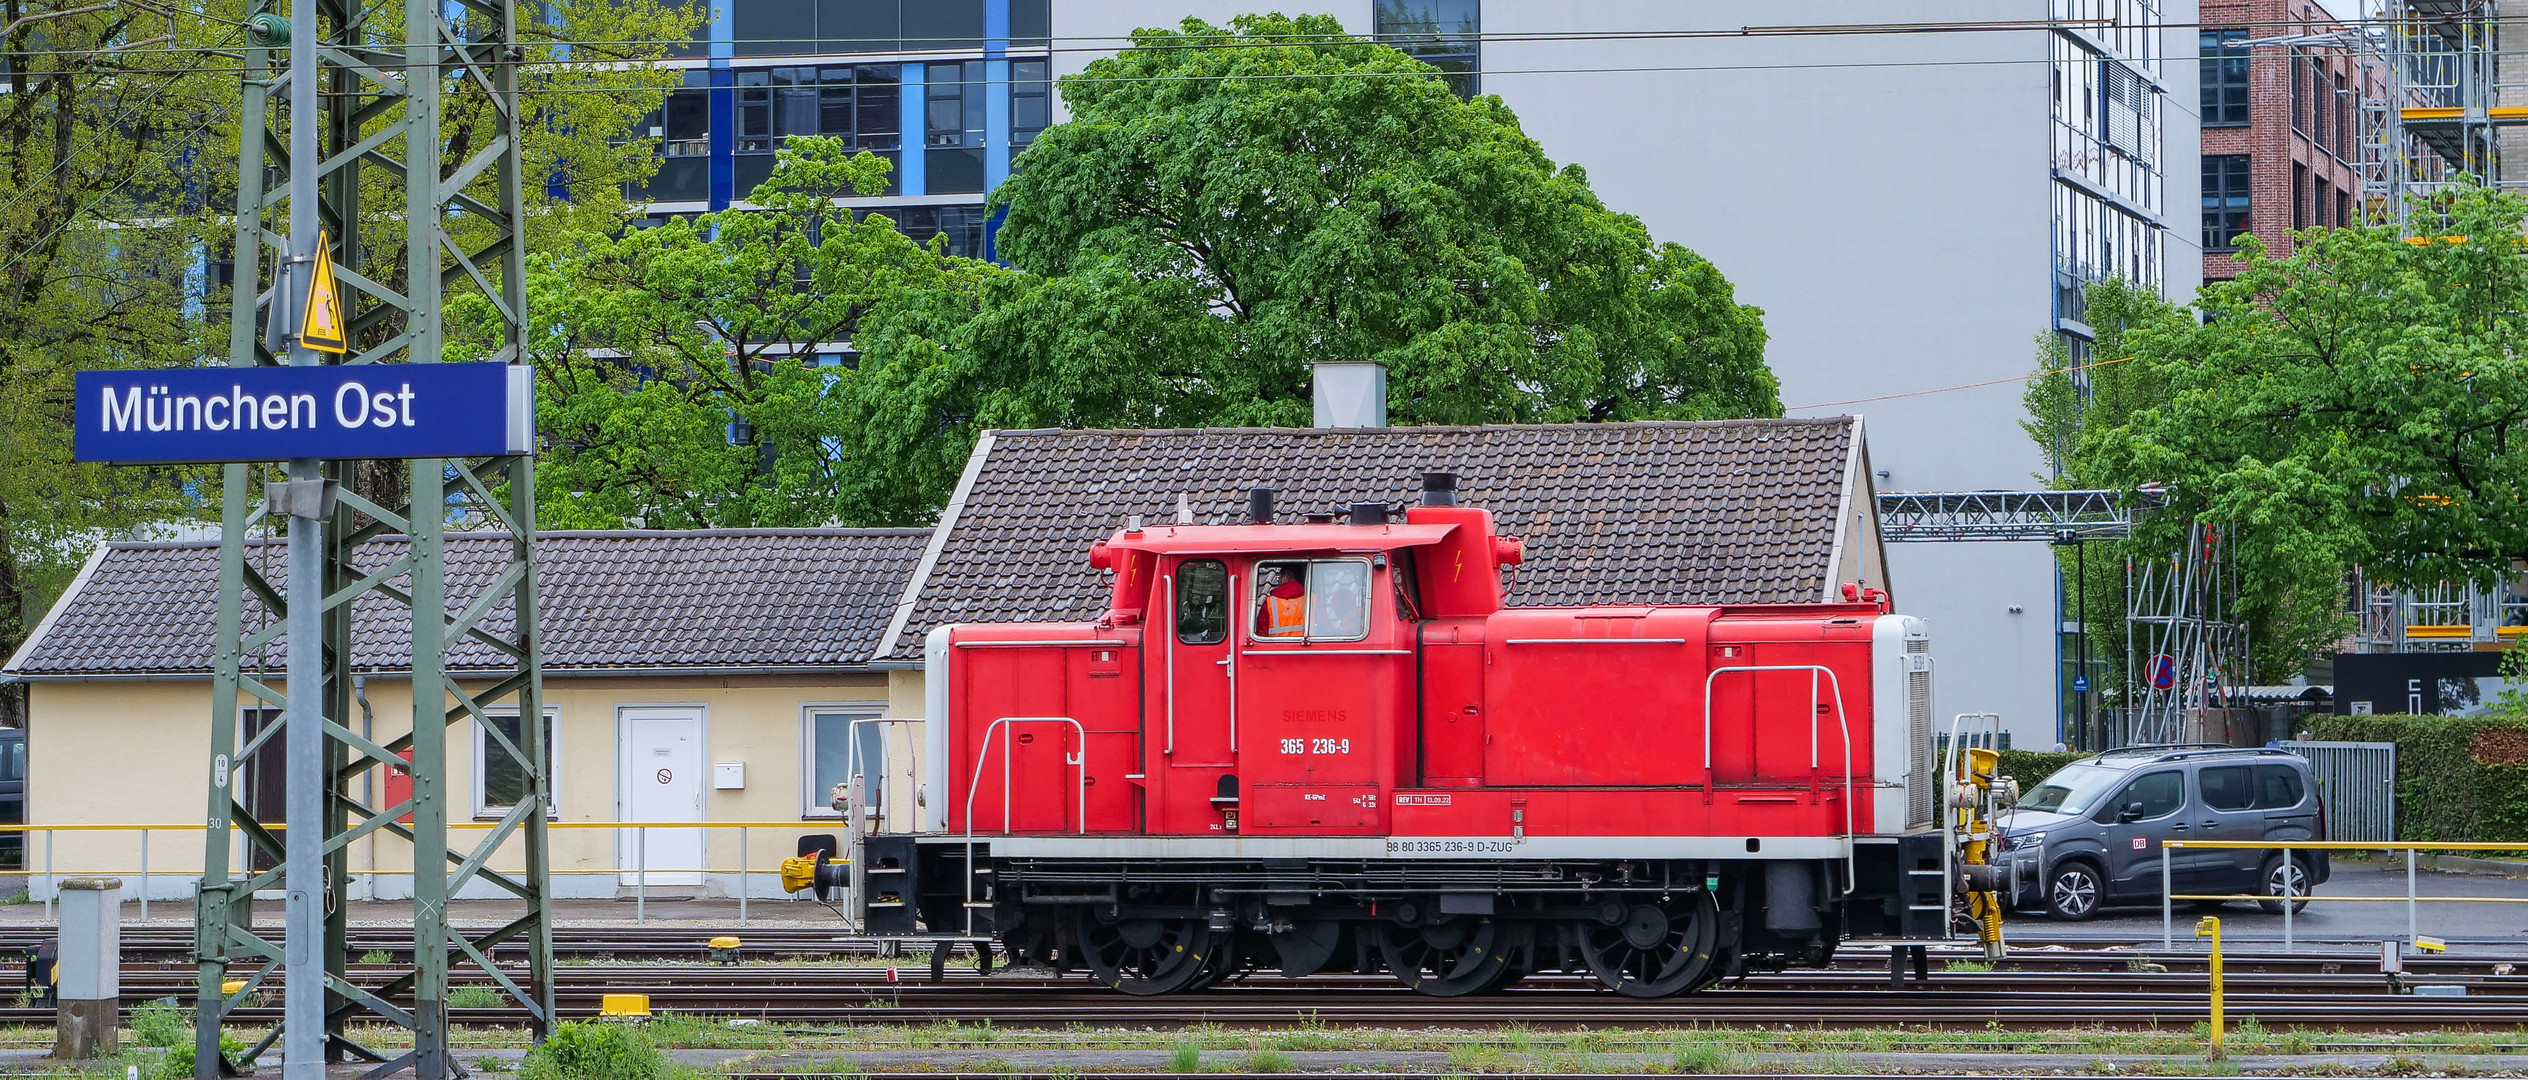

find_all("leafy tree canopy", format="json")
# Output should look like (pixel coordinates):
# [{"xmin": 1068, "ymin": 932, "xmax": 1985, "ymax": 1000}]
[
  {"xmin": 2040, "ymin": 185, "xmax": 2528, "ymax": 674},
  {"xmin": 831, "ymin": 13, "xmax": 1778, "ymax": 519},
  {"xmin": 0, "ymin": 0, "xmax": 698, "ymax": 723},
  {"xmin": 467, "ymin": 138, "xmax": 1001, "ymax": 528}
]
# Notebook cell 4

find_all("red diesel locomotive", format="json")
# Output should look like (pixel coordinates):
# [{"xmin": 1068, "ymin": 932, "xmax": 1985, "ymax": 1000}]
[{"xmin": 822, "ymin": 474, "xmax": 1953, "ymax": 997}]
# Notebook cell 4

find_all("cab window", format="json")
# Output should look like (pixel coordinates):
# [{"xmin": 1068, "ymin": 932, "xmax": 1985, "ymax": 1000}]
[
  {"xmin": 1175, "ymin": 559, "xmax": 1227, "ymax": 645},
  {"xmin": 2099, "ymin": 769, "xmax": 2182, "ymax": 822},
  {"xmin": 2253, "ymin": 764, "xmax": 2305, "ymax": 809},
  {"xmin": 1252, "ymin": 558, "xmax": 1373, "ymax": 642},
  {"xmin": 2198, "ymin": 766, "xmax": 2254, "ymax": 812}
]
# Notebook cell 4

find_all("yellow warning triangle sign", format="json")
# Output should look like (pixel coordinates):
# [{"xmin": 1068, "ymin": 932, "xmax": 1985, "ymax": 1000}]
[{"xmin": 300, "ymin": 229, "xmax": 347, "ymax": 354}]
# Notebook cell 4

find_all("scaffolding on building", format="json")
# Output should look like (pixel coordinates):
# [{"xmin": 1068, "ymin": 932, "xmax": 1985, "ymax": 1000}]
[
  {"xmin": 2122, "ymin": 522, "xmax": 2254, "ymax": 746},
  {"xmin": 2355, "ymin": 0, "xmax": 2528, "ymax": 225}
]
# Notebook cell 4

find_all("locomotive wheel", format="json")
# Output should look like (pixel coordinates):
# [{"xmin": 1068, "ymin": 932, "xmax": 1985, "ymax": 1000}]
[
  {"xmin": 1377, "ymin": 918, "xmax": 1515, "ymax": 997},
  {"xmin": 1080, "ymin": 915, "xmax": 1214, "ymax": 995},
  {"xmin": 1575, "ymin": 891, "xmax": 1720, "ymax": 998},
  {"xmin": 1182, "ymin": 931, "xmax": 1246, "ymax": 990}
]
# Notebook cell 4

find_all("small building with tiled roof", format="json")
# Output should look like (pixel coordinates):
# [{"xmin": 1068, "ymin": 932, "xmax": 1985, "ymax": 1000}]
[
  {"xmin": 5, "ymin": 416, "xmax": 1890, "ymax": 899},
  {"xmin": 3, "ymin": 529, "xmax": 928, "ymax": 900}
]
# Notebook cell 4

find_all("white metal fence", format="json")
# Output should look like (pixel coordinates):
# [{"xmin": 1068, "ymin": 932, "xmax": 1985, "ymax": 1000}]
[{"xmin": 2278, "ymin": 740, "xmax": 2397, "ymax": 842}]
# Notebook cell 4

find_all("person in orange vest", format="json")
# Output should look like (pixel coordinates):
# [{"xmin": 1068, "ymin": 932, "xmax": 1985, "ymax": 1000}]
[{"xmin": 1258, "ymin": 565, "xmax": 1307, "ymax": 637}]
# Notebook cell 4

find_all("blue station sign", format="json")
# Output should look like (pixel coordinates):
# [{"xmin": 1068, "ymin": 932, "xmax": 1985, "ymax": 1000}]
[{"xmin": 74, "ymin": 363, "xmax": 532, "ymax": 464}]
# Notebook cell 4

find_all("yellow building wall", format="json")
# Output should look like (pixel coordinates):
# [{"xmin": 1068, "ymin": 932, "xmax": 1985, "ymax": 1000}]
[{"xmin": 26, "ymin": 672, "xmax": 894, "ymax": 899}]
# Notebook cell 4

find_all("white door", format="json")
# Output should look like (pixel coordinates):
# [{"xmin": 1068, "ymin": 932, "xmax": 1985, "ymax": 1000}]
[{"xmin": 619, "ymin": 707, "xmax": 704, "ymax": 885}]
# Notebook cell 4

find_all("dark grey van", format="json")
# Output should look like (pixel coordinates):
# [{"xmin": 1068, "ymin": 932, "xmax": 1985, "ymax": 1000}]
[{"xmin": 1994, "ymin": 746, "xmax": 2329, "ymax": 920}]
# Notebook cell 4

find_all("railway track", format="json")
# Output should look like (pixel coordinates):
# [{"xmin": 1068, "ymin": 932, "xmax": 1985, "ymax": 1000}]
[
  {"xmin": 3, "ymin": 924, "xmax": 2517, "ymax": 978},
  {"xmin": 30, "ymin": 962, "xmax": 2525, "ymax": 1031}
]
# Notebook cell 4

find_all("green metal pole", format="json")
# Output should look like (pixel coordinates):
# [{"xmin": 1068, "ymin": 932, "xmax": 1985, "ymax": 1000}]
[
  {"xmin": 195, "ymin": 4, "xmax": 278, "ymax": 1069},
  {"xmin": 408, "ymin": 459, "xmax": 450, "ymax": 1079}
]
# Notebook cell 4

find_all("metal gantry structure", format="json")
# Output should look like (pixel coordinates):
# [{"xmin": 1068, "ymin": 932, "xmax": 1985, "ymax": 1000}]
[
  {"xmin": 1874, "ymin": 489, "xmax": 2155, "ymax": 543},
  {"xmin": 197, "ymin": 1, "xmax": 548, "ymax": 1077},
  {"xmin": 1876, "ymin": 489, "xmax": 2254, "ymax": 751}
]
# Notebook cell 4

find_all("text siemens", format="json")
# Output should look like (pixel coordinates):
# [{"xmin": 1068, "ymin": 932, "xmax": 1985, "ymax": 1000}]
[{"xmin": 98, "ymin": 381, "xmax": 418, "ymax": 434}]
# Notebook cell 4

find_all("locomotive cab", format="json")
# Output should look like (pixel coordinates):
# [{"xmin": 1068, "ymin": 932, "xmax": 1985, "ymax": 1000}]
[{"xmin": 869, "ymin": 478, "xmax": 1954, "ymax": 997}]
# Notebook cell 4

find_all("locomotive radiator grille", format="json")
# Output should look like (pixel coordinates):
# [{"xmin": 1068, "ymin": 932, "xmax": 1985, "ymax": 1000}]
[{"xmin": 1906, "ymin": 636, "xmax": 1934, "ymax": 828}]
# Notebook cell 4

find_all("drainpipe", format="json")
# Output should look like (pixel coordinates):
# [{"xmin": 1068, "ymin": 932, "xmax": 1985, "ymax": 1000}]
[{"xmin": 355, "ymin": 675, "xmax": 373, "ymax": 901}]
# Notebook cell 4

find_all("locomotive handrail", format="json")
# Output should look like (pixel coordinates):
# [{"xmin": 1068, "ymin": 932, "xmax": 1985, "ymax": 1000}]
[
  {"xmin": 1501, "ymin": 637, "xmax": 1691, "ymax": 644},
  {"xmin": 1701, "ymin": 664, "xmax": 1856, "ymax": 893},
  {"xmin": 1164, "ymin": 573, "xmax": 1177, "ymax": 756},
  {"xmin": 1237, "ymin": 648, "xmax": 1413, "ymax": 656},
  {"xmin": 1218, "ymin": 574, "xmax": 1228, "ymax": 753},
  {"xmin": 961, "ymin": 715, "xmax": 1089, "ymax": 936},
  {"xmin": 951, "ymin": 639, "xmax": 1130, "ymax": 647}
]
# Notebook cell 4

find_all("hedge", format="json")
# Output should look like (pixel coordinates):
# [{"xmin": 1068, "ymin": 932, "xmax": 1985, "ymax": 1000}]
[
  {"xmin": 2304, "ymin": 713, "xmax": 2528, "ymax": 844},
  {"xmin": 1994, "ymin": 749, "xmax": 2083, "ymax": 788}
]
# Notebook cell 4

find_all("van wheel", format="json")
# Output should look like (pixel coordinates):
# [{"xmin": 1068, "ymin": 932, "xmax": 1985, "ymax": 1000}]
[
  {"xmin": 2045, "ymin": 862, "xmax": 2102, "ymax": 921},
  {"xmin": 2258, "ymin": 855, "xmax": 2312, "ymax": 915}
]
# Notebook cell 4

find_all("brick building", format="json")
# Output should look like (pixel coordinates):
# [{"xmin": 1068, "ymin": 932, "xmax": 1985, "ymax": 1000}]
[{"xmin": 2199, "ymin": 0, "xmax": 2374, "ymax": 282}]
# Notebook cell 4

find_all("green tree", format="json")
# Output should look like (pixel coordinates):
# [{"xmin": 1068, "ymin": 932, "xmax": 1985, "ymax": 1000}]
[
  {"xmin": 473, "ymin": 138, "xmax": 1001, "ymax": 528},
  {"xmin": 832, "ymin": 13, "xmax": 1777, "ymax": 519},
  {"xmin": 2020, "ymin": 278, "xmax": 2188, "ymax": 704},
  {"xmin": 0, "ymin": 4, "xmax": 237, "ymax": 724},
  {"xmin": 2060, "ymin": 185, "xmax": 2528, "ymax": 676},
  {"xmin": 0, "ymin": 0, "xmax": 696, "ymax": 722}
]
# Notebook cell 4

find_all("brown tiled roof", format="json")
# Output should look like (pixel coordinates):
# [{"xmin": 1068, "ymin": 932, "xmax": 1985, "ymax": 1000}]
[
  {"xmin": 879, "ymin": 419, "xmax": 1865, "ymax": 658},
  {"xmin": 5, "ymin": 529, "xmax": 930, "ymax": 678}
]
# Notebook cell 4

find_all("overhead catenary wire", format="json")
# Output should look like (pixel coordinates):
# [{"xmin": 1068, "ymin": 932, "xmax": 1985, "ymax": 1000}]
[
  {"xmin": 5, "ymin": 13, "xmax": 2470, "ymax": 62},
  {"xmin": 1786, "ymin": 356, "xmax": 2135, "ymax": 412}
]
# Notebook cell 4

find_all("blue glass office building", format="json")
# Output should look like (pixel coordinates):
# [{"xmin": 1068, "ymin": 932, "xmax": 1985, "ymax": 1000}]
[{"xmin": 630, "ymin": 0, "xmax": 1054, "ymax": 260}]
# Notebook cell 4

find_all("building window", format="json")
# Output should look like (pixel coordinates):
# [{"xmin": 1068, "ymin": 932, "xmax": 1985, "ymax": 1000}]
[
  {"xmin": 628, "ymin": 72, "xmax": 712, "ymax": 204},
  {"xmin": 731, "ymin": 65, "xmax": 901, "ymax": 197},
  {"xmin": 1374, "ymin": 0, "xmax": 1480, "ymax": 98},
  {"xmin": 926, "ymin": 60, "xmax": 986, "ymax": 194},
  {"xmin": 2202, "ymin": 154, "xmax": 2250, "ymax": 250},
  {"xmin": 738, "ymin": 0, "xmax": 988, "ymax": 54},
  {"xmin": 2334, "ymin": 72, "xmax": 2350, "ymax": 159},
  {"xmin": 2290, "ymin": 51, "xmax": 2310, "ymax": 136},
  {"xmin": 865, "ymin": 204, "xmax": 989, "ymax": 258},
  {"xmin": 2293, "ymin": 162, "xmax": 2308, "ymax": 230},
  {"xmin": 2099, "ymin": 58, "xmax": 2152, "ymax": 156},
  {"xmin": 804, "ymin": 706, "xmax": 884, "ymax": 817},
  {"xmin": 901, "ymin": 0, "xmax": 985, "ymax": 51},
  {"xmin": 1011, "ymin": 60, "xmax": 1050, "ymax": 149},
  {"xmin": 1009, "ymin": 0, "xmax": 1049, "ymax": 48},
  {"xmin": 2200, "ymin": 29, "xmax": 2248, "ymax": 125},
  {"xmin": 475, "ymin": 709, "xmax": 558, "ymax": 817},
  {"xmin": 734, "ymin": 0, "xmax": 814, "ymax": 57}
]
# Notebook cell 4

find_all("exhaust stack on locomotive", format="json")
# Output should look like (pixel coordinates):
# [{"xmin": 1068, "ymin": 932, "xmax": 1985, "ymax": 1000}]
[{"xmin": 845, "ymin": 480, "xmax": 1952, "ymax": 997}]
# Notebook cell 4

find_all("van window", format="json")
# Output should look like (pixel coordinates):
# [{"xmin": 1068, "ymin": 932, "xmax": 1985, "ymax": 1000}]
[
  {"xmin": 1175, "ymin": 559, "xmax": 1228, "ymax": 645},
  {"xmin": 2107, "ymin": 770, "xmax": 2183, "ymax": 821},
  {"xmin": 2198, "ymin": 765, "xmax": 2254, "ymax": 811},
  {"xmin": 2254, "ymin": 764, "xmax": 2305, "ymax": 809}
]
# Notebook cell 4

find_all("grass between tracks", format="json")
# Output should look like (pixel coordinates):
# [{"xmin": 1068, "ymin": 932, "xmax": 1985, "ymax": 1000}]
[{"xmin": 1, "ymin": 1016, "xmax": 2522, "ymax": 1075}]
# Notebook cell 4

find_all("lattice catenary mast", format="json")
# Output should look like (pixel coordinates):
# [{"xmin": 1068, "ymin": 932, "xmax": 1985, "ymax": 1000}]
[{"xmin": 196, "ymin": 1, "xmax": 548, "ymax": 1077}]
